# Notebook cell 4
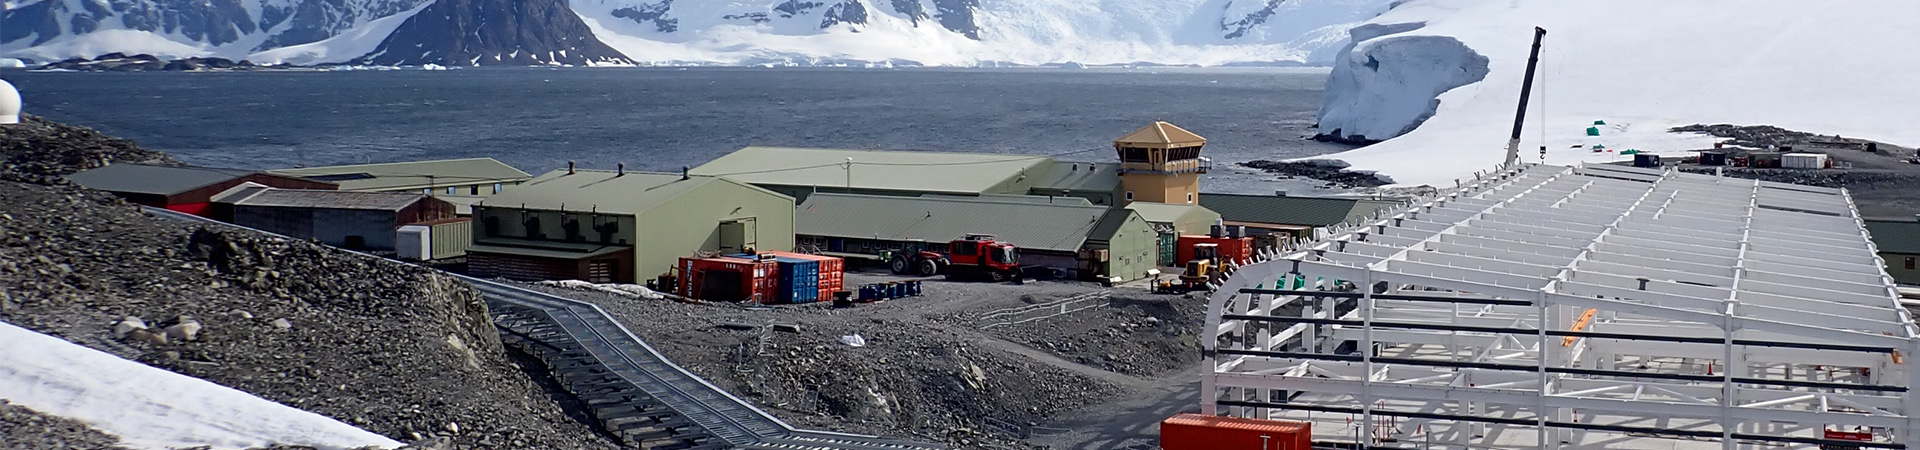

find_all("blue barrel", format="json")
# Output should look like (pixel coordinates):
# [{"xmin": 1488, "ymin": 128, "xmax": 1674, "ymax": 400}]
[
  {"xmin": 907, "ymin": 280, "xmax": 922, "ymax": 296},
  {"xmin": 858, "ymin": 285, "xmax": 875, "ymax": 302},
  {"xmin": 887, "ymin": 282, "xmax": 901, "ymax": 298}
]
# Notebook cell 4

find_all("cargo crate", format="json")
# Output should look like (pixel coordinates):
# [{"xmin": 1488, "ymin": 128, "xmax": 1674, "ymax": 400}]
[{"xmin": 1160, "ymin": 414, "xmax": 1309, "ymax": 450}]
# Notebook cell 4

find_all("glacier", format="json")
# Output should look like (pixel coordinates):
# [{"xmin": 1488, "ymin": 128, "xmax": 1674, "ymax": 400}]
[
  {"xmin": 1312, "ymin": 0, "xmax": 1920, "ymax": 187},
  {"xmin": 2, "ymin": 0, "xmax": 1396, "ymax": 66}
]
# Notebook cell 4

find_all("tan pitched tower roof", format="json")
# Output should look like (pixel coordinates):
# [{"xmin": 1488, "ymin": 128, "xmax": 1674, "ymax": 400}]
[{"xmin": 1114, "ymin": 121, "xmax": 1207, "ymax": 149}]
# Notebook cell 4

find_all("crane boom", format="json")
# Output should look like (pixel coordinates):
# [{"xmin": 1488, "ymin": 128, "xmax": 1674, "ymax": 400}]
[{"xmin": 1505, "ymin": 26, "xmax": 1548, "ymax": 166}]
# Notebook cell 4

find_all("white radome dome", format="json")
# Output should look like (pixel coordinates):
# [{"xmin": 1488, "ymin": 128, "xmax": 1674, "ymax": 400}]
[{"xmin": 0, "ymin": 79, "xmax": 19, "ymax": 124}]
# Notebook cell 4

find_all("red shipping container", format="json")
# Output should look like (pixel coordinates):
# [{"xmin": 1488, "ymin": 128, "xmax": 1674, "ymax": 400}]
[
  {"xmin": 1160, "ymin": 414, "xmax": 1310, "ymax": 450},
  {"xmin": 678, "ymin": 256, "xmax": 780, "ymax": 303},
  {"xmin": 1177, "ymin": 235, "xmax": 1255, "ymax": 266}
]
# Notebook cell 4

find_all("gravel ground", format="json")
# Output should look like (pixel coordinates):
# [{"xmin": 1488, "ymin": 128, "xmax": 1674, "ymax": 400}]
[
  {"xmin": 983, "ymin": 294, "xmax": 1202, "ymax": 377},
  {"xmin": 522, "ymin": 271, "xmax": 1204, "ymax": 449},
  {"xmin": 0, "ymin": 399, "xmax": 133, "ymax": 450},
  {"xmin": 0, "ymin": 118, "xmax": 619, "ymax": 450}
]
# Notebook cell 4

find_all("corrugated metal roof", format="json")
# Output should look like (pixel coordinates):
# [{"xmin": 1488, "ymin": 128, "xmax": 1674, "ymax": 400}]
[
  {"xmin": 796, "ymin": 193, "xmax": 1110, "ymax": 252},
  {"xmin": 469, "ymin": 239, "xmax": 631, "ymax": 259},
  {"xmin": 476, "ymin": 169, "xmax": 760, "ymax": 215},
  {"xmin": 1198, "ymin": 193, "xmax": 1400, "ymax": 228},
  {"xmin": 691, "ymin": 147, "xmax": 1051, "ymax": 194},
  {"xmin": 439, "ymin": 194, "xmax": 487, "ymax": 215},
  {"xmin": 1124, "ymin": 202, "xmax": 1215, "ymax": 225},
  {"xmin": 270, "ymin": 158, "xmax": 532, "ymax": 192},
  {"xmin": 228, "ymin": 188, "xmax": 431, "ymax": 211},
  {"xmin": 1028, "ymin": 161, "xmax": 1119, "ymax": 193},
  {"xmin": 921, "ymin": 193, "xmax": 1092, "ymax": 206},
  {"xmin": 1088, "ymin": 209, "xmax": 1142, "ymax": 242},
  {"xmin": 65, "ymin": 163, "xmax": 260, "ymax": 196},
  {"xmin": 1113, "ymin": 121, "xmax": 1206, "ymax": 148},
  {"xmin": 1866, "ymin": 219, "xmax": 1920, "ymax": 255}
]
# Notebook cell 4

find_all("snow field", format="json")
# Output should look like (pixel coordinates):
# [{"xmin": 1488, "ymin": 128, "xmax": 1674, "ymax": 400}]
[
  {"xmin": 1313, "ymin": 0, "xmax": 1920, "ymax": 187},
  {"xmin": 0, "ymin": 321, "xmax": 401, "ymax": 450}
]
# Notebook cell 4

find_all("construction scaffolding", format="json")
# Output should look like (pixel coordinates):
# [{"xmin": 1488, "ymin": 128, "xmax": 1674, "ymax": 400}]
[{"xmin": 1202, "ymin": 163, "xmax": 1920, "ymax": 450}]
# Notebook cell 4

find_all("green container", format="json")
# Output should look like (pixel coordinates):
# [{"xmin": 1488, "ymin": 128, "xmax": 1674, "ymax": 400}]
[
  {"xmin": 1586, "ymin": 126, "xmax": 1602, "ymax": 136},
  {"xmin": 1593, "ymin": 120, "xmax": 1607, "ymax": 125}
]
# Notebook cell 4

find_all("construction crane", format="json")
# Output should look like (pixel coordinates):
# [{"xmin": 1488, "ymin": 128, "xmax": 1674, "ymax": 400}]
[{"xmin": 1504, "ymin": 26, "xmax": 1548, "ymax": 166}]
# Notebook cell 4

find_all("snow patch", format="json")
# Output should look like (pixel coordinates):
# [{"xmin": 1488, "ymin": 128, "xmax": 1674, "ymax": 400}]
[
  {"xmin": 2, "ymin": 29, "xmax": 212, "ymax": 61},
  {"xmin": 248, "ymin": 2, "xmax": 431, "ymax": 65},
  {"xmin": 0, "ymin": 321, "xmax": 402, "ymax": 450},
  {"xmin": 1313, "ymin": 0, "xmax": 1920, "ymax": 186}
]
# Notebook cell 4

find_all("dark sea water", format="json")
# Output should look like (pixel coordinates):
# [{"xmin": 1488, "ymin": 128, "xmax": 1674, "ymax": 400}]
[{"xmin": 8, "ymin": 67, "xmax": 1351, "ymax": 194}]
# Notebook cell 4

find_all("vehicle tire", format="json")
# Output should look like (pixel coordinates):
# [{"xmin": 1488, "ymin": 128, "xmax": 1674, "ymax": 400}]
[
  {"xmin": 890, "ymin": 255, "xmax": 910, "ymax": 275},
  {"xmin": 916, "ymin": 259, "xmax": 939, "ymax": 277}
]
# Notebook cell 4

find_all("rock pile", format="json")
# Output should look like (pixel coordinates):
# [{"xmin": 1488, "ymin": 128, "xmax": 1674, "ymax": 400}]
[
  {"xmin": 0, "ymin": 114, "xmax": 179, "ymax": 180},
  {"xmin": 0, "ymin": 114, "xmax": 621, "ymax": 450},
  {"xmin": 0, "ymin": 181, "xmax": 620, "ymax": 449},
  {"xmin": 1240, "ymin": 159, "xmax": 1394, "ymax": 188}
]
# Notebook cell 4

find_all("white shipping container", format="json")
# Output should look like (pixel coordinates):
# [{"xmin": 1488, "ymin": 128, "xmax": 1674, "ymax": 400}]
[
  {"xmin": 1782, "ymin": 153, "xmax": 1829, "ymax": 169},
  {"xmin": 396, "ymin": 225, "xmax": 431, "ymax": 261}
]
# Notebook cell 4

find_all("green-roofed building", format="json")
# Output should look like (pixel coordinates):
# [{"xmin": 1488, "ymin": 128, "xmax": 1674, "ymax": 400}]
[
  {"xmin": 1199, "ymin": 192, "xmax": 1402, "ymax": 239},
  {"xmin": 795, "ymin": 193, "xmax": 1158, "ymax": 281},
  {"xmin": 691, "ymin": 146, "xmax": 1130, "ymax": 206},
  {"xmin": 270, "ymin": 158, "xmax": 534, "ymax": 203},
  {"xmin": 1866, "ymin": 218, "xmax": 1920, "ymax": 285},
  {"xmin": 466, "ymin": 168, "xmax": 794, "ymax": 284}
]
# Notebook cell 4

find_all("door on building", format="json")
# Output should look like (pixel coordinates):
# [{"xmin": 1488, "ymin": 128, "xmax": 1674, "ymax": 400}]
[
  {"xmin": 719, "ymin": 218, "xmax": 757, "ymax": 253},
  {"xmin": 1157, "ymin": 233, "xmax": 1176, "ymax": 266},
  {"xmin": 587, "ymin": 259, "xmax": 615, "ymax": 284}
]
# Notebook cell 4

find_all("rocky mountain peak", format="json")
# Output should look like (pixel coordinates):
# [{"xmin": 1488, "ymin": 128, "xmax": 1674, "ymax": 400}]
[{"xmin": 353, "ymin": 0, "xmax": 634, "ymax": 66}]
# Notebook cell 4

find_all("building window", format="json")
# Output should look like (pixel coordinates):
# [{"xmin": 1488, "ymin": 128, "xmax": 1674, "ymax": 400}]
[
  {"xmin": 447, "ymin": 186, "xmax": 458, "ymax": 195},
  {"xmin": 470, "ymin": 185, "xmax": 480, "ymax": 195},
  {"xmin": 1186, "ymin": 193, "xmax": 1194, "ymax": 203},
  {"xmin": 422, "ymin": 188, "xmax": 431, "ymax": 194},
  {"xmin": 493, "ymin": 183, "xmax": 502, "ymax": 194},
  {"xmin": 1906, "ymin": 257, "xmax": 1915, "ymax": 270},
  {"xmin": 1125, "ymin": 191, "xmax": 1134, "ymax": 201}
]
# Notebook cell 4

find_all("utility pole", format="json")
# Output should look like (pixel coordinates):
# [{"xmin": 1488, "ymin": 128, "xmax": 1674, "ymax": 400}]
[{"xmin": 1505, "ymin": 27, "xmax": 1548, "ymax": 167}]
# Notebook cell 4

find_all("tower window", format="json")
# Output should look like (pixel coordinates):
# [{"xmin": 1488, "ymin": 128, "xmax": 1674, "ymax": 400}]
[
  {"xmin": 1187, "ymin": 193, "xmax": 1194, "ymax": 203},
  {"xmin": 1125, "ymin": 191, "xmax": 1134, "ymax": 201}
]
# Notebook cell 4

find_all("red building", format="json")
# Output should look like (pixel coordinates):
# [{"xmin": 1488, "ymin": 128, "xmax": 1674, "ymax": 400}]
[{"xmin": 65, "ymin": 163, "xmax": 337, "ymax": 216}]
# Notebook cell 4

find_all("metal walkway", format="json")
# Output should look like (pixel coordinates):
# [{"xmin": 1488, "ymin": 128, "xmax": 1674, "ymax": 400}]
[
  {"xmin": 143, "ymin": 207, "xmax": 942, "ymax": 450},
  {"xmin": 468, "ymin": 277, "xmax": 947, "ymax": 450}
]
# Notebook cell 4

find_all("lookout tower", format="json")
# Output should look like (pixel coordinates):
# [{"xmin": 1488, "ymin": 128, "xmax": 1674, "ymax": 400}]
[{"xmin": 1114, "ymin": 121, "xmax": 1208, "ymax": 205}]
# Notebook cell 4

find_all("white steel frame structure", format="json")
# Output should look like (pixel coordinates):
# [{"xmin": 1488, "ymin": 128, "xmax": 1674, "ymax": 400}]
[{"xmin": 1202, "ymin": 163, "xmax": 1920, "ymax": 450}]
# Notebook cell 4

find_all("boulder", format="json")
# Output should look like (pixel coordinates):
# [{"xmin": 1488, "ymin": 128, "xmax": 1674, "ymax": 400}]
[
  {"xmin": 112, "ymin": 316, "xmax": 148, "ymax": 338},
  {"xmin": 164, "ymin": 319, "xmax": 202, "ymax": 342}
]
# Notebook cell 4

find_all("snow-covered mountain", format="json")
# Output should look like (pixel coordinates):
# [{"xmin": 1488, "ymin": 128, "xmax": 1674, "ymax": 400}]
[
  {"xmin": 1313, "ymin": 0, "xmax": 1920, "ymax": 186},
  {"xmin": 1, "ymin": 0, "xmax": 1394, "ymax": 66}
]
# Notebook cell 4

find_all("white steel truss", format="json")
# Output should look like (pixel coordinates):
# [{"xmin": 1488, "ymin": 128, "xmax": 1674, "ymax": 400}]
[{"xmin": 1202, "ymin": 163, "xmax": 1920, "ymax": 450}]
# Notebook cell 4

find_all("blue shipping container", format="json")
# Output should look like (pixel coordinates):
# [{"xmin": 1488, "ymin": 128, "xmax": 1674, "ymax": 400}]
[{"xmin": 774, "ymin": 256, "xmax": 820, "ymax": 303}]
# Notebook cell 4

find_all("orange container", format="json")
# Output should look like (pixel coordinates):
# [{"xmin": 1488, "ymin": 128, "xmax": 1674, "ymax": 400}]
[
  {"xmin": 1160, "ymin": 414, "xmax": 1310, "ymax": 450},
  {"xmin": 1177, "ymin": 235, "xmax": 1255, "ymax": 266}
]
